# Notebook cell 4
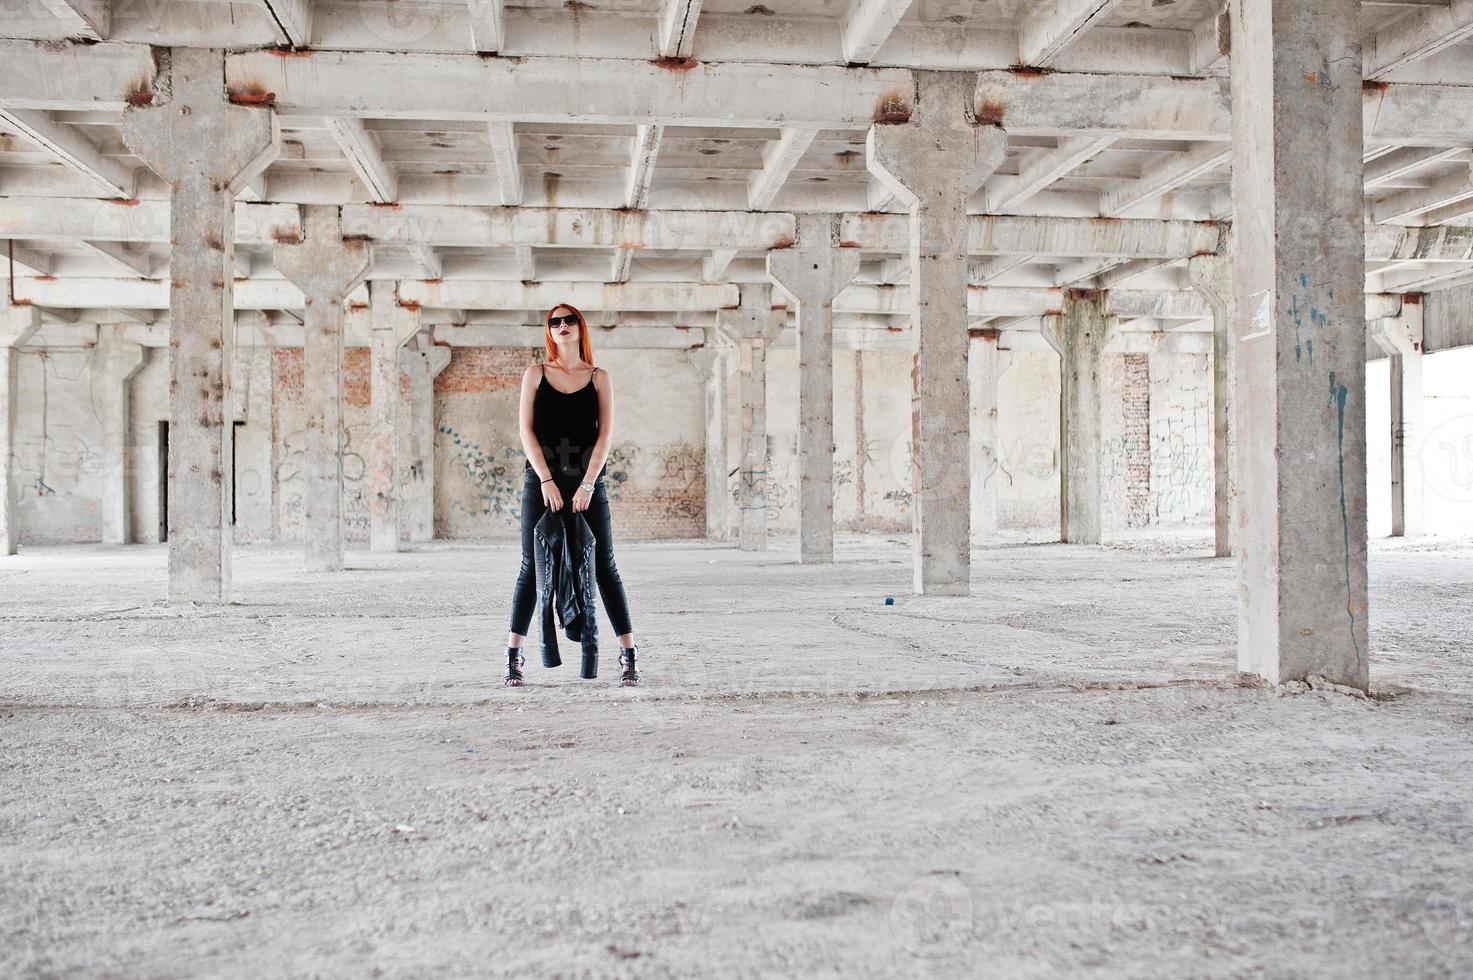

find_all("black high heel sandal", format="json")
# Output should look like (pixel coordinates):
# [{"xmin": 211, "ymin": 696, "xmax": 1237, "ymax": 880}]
[
  {"xmin": 504, "ymin": 649, "xmax": 526, "ymax": 687},
  {"xmin": 618, "ymin": 646, "xmax": 639, "ymax": 687}
]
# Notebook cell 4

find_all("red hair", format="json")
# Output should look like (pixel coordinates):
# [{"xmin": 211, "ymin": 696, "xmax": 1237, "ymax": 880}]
[{"xmin": 544, "ymin": 304, "xmax": 595, "ymax": 367}]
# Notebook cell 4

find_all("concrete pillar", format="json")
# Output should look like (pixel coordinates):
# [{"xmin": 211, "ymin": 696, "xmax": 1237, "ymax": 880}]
[
  {"xmin": 867, "ymin": 71, "xmax": 1007, "ymax": 595},
  {"xmin": 404, "ymin": 332, "xmax": 451, "ymax": 544},
  {"xmin": 1042, "ymin": 290, "xmax": 1115, "ymax": 545},
  {"xmin": 273, "ymin": 206, "xmax": 372, "ymax": 572},
  {"xmin": 121, "ymin": 47, "xmax": 279, "ymax": 603},
  {"xmin": 1230, "ymin": 0, "xmax": 1369, "ymax": 689},
  {"xmin": 687, "ymin": 342, "xmax": 731, "ymax": 542},
  {"xmin": 94, "ymin": 326, "xmax": 147, "ymax": 546},
  {"xmin": 767, "ymin": 213, "xmax": 861, "ymax": 563},
  {"xmin": 969, "ymin": 329, "xmax": 1003, "ymax": 541},
  {"xmin": 367, "ymin": 281, "xmax": 420, "ymax": 553},
  {"xmin": 0, "ymin": 304, "xmax": 41, "ymax": 556},
  {"xmin": 1189, "ymin": 253, "xmax": 1236, "ymax": 558},
  {"xmin": 1371, "ymin": 298, "xmax": 1425, "ymax": 538},
  {"xmin": 718, "ymin": 283, "xmax": 783, "ymax": 551}
]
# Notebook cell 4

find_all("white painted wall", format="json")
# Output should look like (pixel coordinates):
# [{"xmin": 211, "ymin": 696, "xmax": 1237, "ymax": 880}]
[
  {"xmin": 996, "ymin": 350, "xmax": 1060, "ymax": 534},
  {"xmin": 1368, "ymin": 347, "xmax": 1473, "ymax": 539},
  {"xmin": 1149, "ymin": 352, "xmax": 1212, "ymax": 525},
  {"xmin": 1423, "ymin": 348, "xmax": 1473, "ymax": 537},
  {"xmin": 13, "ymin": 349, "xmax": 105, "ymax": 543}
]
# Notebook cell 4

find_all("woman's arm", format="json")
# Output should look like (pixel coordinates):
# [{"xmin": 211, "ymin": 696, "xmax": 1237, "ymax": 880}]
[
  {"xmin": 518, "ymin": 364, "xmax": 554, "ymax": 483},
  {"xmin": 580, "ymin": 367, "xmax": 615, "ymax": 484}
]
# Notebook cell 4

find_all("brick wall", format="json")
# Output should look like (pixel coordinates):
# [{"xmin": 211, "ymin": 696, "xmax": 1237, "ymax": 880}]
[
  {"xmin": 1122, "ymin": 353, "xmax": 1152, "ymax": 527},
  {"xmin": 436, "ymin": 348, "xmax": 527, "ymax": 394}
]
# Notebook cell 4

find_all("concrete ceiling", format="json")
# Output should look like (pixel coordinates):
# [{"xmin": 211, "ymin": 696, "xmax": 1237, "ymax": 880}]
[{"xmin": 2, "ymin": 0, "xmax": 1473, "ymax": 339}]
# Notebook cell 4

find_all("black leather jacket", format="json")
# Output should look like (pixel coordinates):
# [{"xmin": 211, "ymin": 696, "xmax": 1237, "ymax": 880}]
[{"xmin": 533, "ymin": 506, "xmax": 598, "ymax": 665}]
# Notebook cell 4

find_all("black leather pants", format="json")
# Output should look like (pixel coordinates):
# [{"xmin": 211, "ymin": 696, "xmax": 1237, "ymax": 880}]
[{"xmin": 509, "ymin": 468, "xmax": 634, "ymax": 638}]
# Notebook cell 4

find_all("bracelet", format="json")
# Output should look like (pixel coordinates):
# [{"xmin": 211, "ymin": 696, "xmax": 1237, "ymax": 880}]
[{"xmin": 540, "ymin": 478, "xmax": 553, "ymax": 485}]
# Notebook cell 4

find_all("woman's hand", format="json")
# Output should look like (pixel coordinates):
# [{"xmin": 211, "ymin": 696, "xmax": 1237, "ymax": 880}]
[
  {"xmin": 541, "ymin": 480, "xmax": 564, "ymax": 512},
  {"xmin": 571, "ymin": 484, "xmax": 594, "ymax": 512}
]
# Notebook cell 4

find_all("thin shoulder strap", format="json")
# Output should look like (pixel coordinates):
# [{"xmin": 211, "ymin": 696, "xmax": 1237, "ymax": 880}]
[{"xmin": 539, "ymin": 363, "xmax": 546, "ymax": 378}]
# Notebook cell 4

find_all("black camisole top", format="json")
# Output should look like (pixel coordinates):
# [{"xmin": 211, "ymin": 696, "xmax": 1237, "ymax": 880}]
[{"xmin": 526, "ymin": 364, "xmax": 603, "ymax": 482}]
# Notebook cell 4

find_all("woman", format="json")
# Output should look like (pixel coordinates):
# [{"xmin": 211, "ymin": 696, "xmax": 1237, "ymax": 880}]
[{"xmin": 504, "ymin": 304, "xmax": 639, "ymax": 687}]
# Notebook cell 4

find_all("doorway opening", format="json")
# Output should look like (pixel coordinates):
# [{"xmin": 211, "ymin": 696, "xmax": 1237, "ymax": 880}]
[{"xmin": 156, "ymin": 421, "xmax": 169, "ymax": 542}]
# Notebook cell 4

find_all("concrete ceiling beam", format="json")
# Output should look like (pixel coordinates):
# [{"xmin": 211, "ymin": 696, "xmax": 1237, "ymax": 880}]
[
  {"xmin": 0, "ymin": 40, "xmax": 156, "ymax": 113},
  {"xmin": 485, "ymin": 121, "xmax": 522, "ymax": 206},
  {"xmin": 1365, "ymin": 0, "xmax": 1473, "ymax": 77},
  {"xmin": 748, "ymin": 129, "xmax": 820, "ymax": 210},
  {"xmin": 839, "ymin": 211, "xmax": 1223, "ymax": 258},
  {"xmin": 839, "ymin": 0, "xmax": 915, "ymax": 65},
  {"xmin": 224, "ymin": 48, "xmax": 914, "ymax": 128},
  {"xmin": 398, "ymin": 279, "xmax": 738, "ymax": 311},
  {"xmin": 467, "ymin": 0, "xmax": 506, "ymax": 53},
  {"xmin": 1371, "ymin": 165, "xmax": 1473, "ymax": 223},
  {"xmin": 1189, "ymin": 4, "xmax": 1229, "ymax": 74},
  {"xmin": 988, "ymin": 135, "xmax": 1116, "ymax": 213},
  {"xmin": 1018, "ymin": 0, "xmax": 1127, "ymax": 68},
  {"xmin": 257, "ymin": 0, "xmax": 313, "ymax": 47},
  {"xmin": 658, "ymin": 0, "xmax": 703, "ymax": 59},
  {"xmin": 324, "ymin": 116, "xmax": 397, "ymax": 203},
  {"xmin": 0, "ymin": 197, "xmax": 301, "ymax": 245},
  {"xmin": 1365, "ymin": 145, "xmax": 1467, "ymax": 187},
  {"xmin": 1100, "ymin": 143, "xmax": 1230, "ymax": 217},
  {"xmin": 35, "ymin": 0, "xmax": 109, "ymax": 37}
]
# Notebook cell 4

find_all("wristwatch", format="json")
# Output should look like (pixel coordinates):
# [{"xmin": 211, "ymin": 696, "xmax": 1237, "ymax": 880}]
[{"xmin": 579, "ymin": 481, "xmax": 596, "ymax": 493}]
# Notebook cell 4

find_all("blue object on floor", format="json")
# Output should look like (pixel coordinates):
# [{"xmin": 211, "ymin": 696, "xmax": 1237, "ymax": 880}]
[{"xmin": 884, "ymin": 596, "xmax": 894, "ymax": 605}]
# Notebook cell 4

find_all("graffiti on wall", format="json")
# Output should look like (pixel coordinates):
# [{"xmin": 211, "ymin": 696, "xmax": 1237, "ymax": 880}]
[
  {"xmin": 1152, "ymin": 420, "xmax": 1211, "ymax": 521},
  {"xmin": 274, "ymin": 421, "xmax": 372, "ymax": 537},
  {"xmin": 438, "ymin": 425, "xmax": 527, "ymax": 522},
  {"xmin": 628, "ymin": 442, "xmax": 703, "ymax": 520},
  {"xmin": 834, "ymin": 458, "xmax": 854, "ymax": 490},
  {"xmin": 764, "ymin": 452, "xmax": 796, "ymax": 526},
  {"xmin": 607, "ymin": 441, "xmax": 706, "ymax": 530},
  {"xmin": 1151, "ymin": 370, "xmax": 1213, "ymax": 523}
]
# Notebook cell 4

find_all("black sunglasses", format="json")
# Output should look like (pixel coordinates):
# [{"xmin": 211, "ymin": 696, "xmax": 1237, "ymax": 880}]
[{"xmin": 549, "ymin": 314, "xmax": 579, "ymax": 328}]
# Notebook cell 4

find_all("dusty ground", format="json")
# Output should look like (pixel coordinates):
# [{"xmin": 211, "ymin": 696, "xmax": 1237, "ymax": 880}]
[{"xmin": 2, "ymin": 530, "xmax": 1472, "ymax": 978}]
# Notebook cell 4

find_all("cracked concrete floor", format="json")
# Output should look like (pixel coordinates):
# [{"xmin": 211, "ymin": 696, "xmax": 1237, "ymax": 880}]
[{"xmin": 2, "ymin": 531, "xmax": 1472, "ymax": 978}]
